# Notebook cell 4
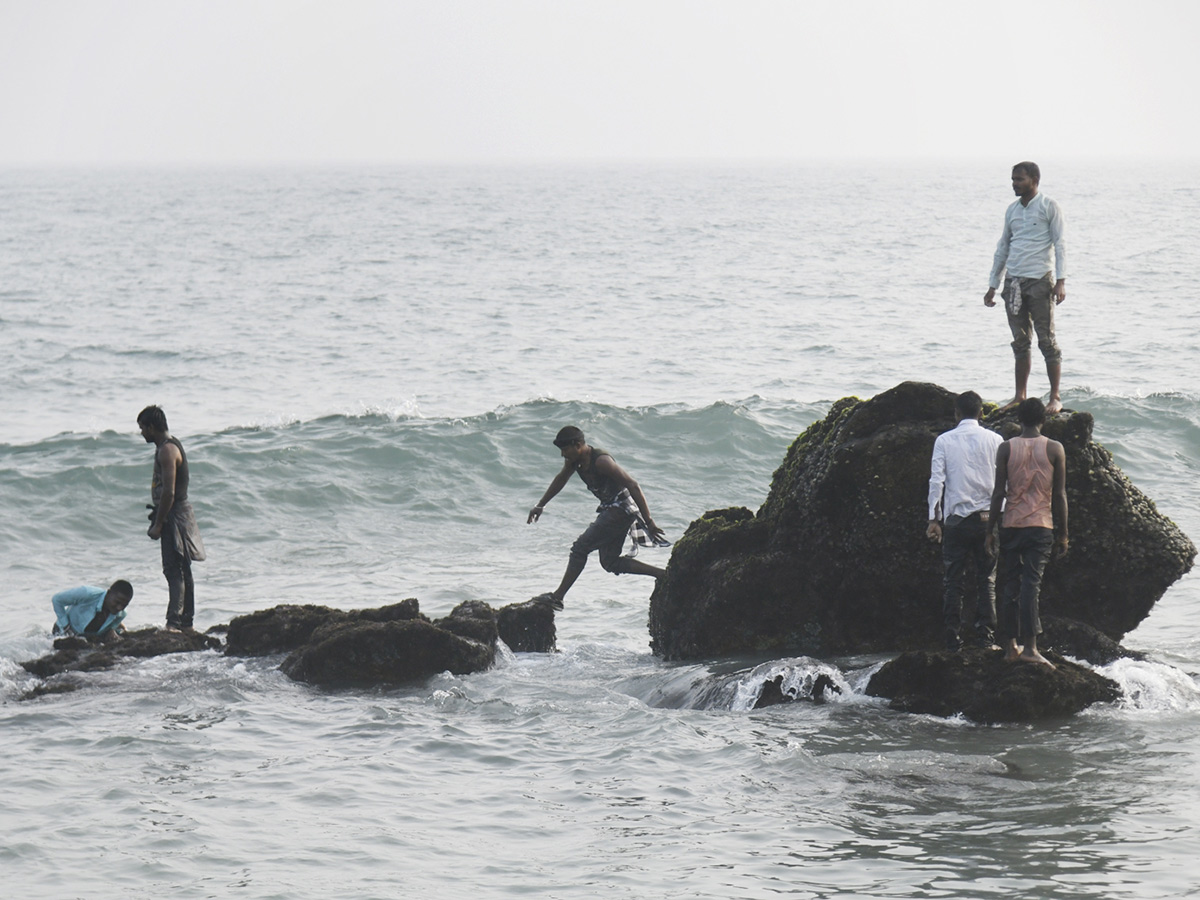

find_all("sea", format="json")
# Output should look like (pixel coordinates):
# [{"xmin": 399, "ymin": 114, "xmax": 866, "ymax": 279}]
[{"xmin": 2, "ymin": 162, "xmax": 1199, "ymax": 899}]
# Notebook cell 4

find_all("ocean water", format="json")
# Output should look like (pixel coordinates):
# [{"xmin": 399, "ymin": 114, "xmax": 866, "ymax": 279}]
[{"xmin": 2, "ymin": 163, "xmax": 1199, "ymax": 899}]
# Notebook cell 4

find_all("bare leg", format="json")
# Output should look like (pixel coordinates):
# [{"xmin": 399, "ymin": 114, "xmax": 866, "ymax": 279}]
[
  {"xmin": 1003, "ymin": 356, "xmax": 1031, "ymax": 410},
  {"xmin": 623, "ymin": 559, "xmax": 666, "ymax": 579},
  {"xmin": 1045, "ymin": 360, "xmax": 1063, "ymax": 414},
  {"xmin": 546, "ymin": 556, "xmax": 587, "ymax": 606}
]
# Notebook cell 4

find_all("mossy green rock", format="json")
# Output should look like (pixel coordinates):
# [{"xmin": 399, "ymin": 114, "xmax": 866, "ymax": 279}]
[{"xmin": 649, "ymin": 381, "xmax": 1195, "ymax": 660}]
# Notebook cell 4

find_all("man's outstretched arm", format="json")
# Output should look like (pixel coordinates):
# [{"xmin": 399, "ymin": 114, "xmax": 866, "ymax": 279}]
[{"xmin": 528, "ymin": 461, "xmax": 574, "ymax": 523}]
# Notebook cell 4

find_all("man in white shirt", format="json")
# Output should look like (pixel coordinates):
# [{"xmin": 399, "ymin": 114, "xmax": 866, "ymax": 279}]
[
  {"xmin": 983, "ymin": 161, "xmax": 1067, "ymax": 414},
  {"xmin": 927, "ymin": 391, "xmax": 1005, "ymax": 650}
]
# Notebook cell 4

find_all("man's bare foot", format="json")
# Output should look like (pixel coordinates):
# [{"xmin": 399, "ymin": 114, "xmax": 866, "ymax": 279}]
[
  {"xmin": 1045, "ymin": 398, "xmax": 1063, "ymax": 415},
  {"xmin": 1017, "ymin": 649, "xmax": 1056, "ymax": 669},
  {"xmin": 1002, "ymin": 639, "xmax": 1023, "ymax": 661},
  {"xmin": 1000, "ymin": 396, "xmax": 1025, "ymax": 412}
]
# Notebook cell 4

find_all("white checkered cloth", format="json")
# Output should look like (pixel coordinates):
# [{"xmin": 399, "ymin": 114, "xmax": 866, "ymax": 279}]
[{"xmin": 600, "ymin": 488, "xmax": 671, "ymax": 556}]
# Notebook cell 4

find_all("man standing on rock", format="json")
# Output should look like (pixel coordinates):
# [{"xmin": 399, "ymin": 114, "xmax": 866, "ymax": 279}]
[
  {"xmin": 138, "ymin": 405, "xmax": 206, "ymax": 632},
  {"xmin": 986, "ymin": 398, "xmax": 1069, "ymax": 668},
  {"xmin": 983, "ymin": 161, "xmax": 1067, "ymax": 414},
  {"xmin": 927, "ymin": 390, "xmax": 1004, "ymax": 651},
  {"xmin": 527, "ymin": 426, "xmax": 668, "ymax": 610}
]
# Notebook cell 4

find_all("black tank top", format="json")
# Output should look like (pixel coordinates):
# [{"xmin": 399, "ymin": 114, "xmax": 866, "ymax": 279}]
[
  {"xmin": 576, "ymin": 447, "xmax": 620, "ymax": 504},
  {"xmin": 152, "ymin": 436, "xmax": 190, "ymax": 505}
]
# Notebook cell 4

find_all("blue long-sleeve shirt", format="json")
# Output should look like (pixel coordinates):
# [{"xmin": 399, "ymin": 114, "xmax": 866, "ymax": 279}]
[{"xmin": 51, "ymin": 586, "xmax": 126, "ymax": 636}]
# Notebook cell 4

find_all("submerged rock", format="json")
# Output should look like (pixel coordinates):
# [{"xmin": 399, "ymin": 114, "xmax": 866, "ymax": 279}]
[
  {"xmin": 19, "ymin": 627, "xmax": 221, "ymax": 684},
  {"xmin": 866, "ymin": 649, "xmax": 1121, "ymax": 723},
  {"xmin": 21, "ymin": 595, "xmax": 558, "ymax": 697},
  {"xmin": 753, "ymin": 672, "xmax": 841, "ymax": 709},
  {"xmin": 649, "ymin": 382, "xmax": 1195, "ymax": 661}
]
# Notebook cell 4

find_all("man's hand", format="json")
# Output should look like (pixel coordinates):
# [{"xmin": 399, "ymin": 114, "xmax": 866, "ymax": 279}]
[
  {"xmin": 1054, "ymin": 534, "xmax": 1070, "ymax": 558},
  {"xmin": 527, "ymin": 506, "xmax": 544, "ymax": 524},
  {"xmin": 983, "ymin": 287, "xmax": 997, "ymax": 307},
  {"xmin": 926, "ymin": 521, "xmax": 942, "ymax": 543},
  {"xmin": 644, "ymin": 518, "xmax": 666, "ymax": 540},
  {"xmin": 148, "ymin": 522, "xmax": 162, "ymax": 540},
  {"xmin": 1052, "ymin": 279, "xmax": 1066, "ymax": 304}
]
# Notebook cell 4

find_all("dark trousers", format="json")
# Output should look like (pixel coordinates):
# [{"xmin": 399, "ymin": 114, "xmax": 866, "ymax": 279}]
[
  {"xmin": 162, "ymin": 537, "xmax": 195, "ymax": 629},
  {"xmin": 942, "ymin": 512, "xmax": 997, "ymax": 640},
  {"xmin": 998, "ymin": 526, "xmax": 1054, "ymax": 642}
]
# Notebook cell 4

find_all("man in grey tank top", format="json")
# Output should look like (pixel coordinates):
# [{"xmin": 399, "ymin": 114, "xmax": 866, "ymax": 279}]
[
  {"xmin": 527, "ymin": 425, "xmax": 668, "ymax": 610},
  {"xmin": 138, "ymin": 405, "xmax": 206, "ymax": 632},
  {"xmin": 986, "ymin": 398, "xmax": 1069, "ymax": 668}
]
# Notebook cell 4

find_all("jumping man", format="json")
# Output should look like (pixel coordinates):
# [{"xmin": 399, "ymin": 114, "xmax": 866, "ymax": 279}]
[{"xmin": 527, "ymin": 426, "xmax": 668, "ymax": 610}]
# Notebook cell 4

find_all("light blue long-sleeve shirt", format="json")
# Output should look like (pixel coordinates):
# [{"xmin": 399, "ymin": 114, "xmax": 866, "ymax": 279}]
[
  {"xmin": 988, "ymin": 192, "xmax": 1067, "ymax": 289},
  {"xmin": 51, "ymin": 585, "xmax": 126, "ymax": 635}
]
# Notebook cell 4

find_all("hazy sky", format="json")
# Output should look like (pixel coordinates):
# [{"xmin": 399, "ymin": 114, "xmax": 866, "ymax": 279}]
[{"xmin": 2, "ymin": 0, "xmax": 1198, "ymax": 164}]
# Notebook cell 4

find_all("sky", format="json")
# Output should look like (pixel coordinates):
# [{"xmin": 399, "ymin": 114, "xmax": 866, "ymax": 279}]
[{"xmin": 1, "ymin": 0, "xmax": 1198, "ymax": 165}]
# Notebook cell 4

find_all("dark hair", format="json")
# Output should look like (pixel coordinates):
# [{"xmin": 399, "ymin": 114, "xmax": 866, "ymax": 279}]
[
  {"xmin": 137, "ymin": 405, "xmax": 168, "ymax": 432},
  {"xmin": 109, "ymin": 579, "xmax": 134, "ymax": 599},
  {"xmin": 1012, "ymin": 161, "xmax": 1041, "ymax": 184},
  {"xmin": 553, "ymin": 425, "xmax": 585, "ymax": 447},
  {"xmin": 955, "ymin": 391, "xmax": 983, "ymax": 419},
  {"xmin": 1017, "ymin": 397, "xmax": 1046, "ymax": 426}
]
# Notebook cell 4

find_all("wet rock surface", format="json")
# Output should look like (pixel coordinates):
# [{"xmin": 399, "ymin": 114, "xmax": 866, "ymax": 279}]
[
  {"xmin": 280, "ymin": 616, "xmax": 496, "ymax": 687},
  {"xmin": 496, "ymin": 598, "xmax": 557, "ymax": 653},
  {"xmin": 650, "ymin": 381, "xmax": 1195, "ymax": 662},
  {"xmin": 222, "ymin": 599, "xmax": 424, "ymax": 656},
  {"xmin": 18, "ymin": 627, "xmax": 222, "ymax": 694},
  {"xmin": 20, "ymin": 597, "xmax": 558, "ymax": 697},
  {"xmin": 866, "ymin": 648, "xmax": 1122, "ymax": 723}
]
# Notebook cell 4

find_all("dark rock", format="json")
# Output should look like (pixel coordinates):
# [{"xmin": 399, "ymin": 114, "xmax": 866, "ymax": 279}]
[
  {"xmin": 433, "ymin": 600, "xmax": 500, "ymax": 646},
  {"xmin": 280, "ymin": 618, "xmax": 495, "ymax": 687},
  {"xmin": 1040, "ymin": 615, "xmax": 1144, "ymax": 665},
  {"xmin": 650, "ymin": 381, "xmax": 1195, "ymax": 661},
  {"xmin": 20, "ymin": 627, "xmax": 221, "ymax": 680},
  {"xmin": 753, "ymin": 672, "xmax": 841, "ymax": 709},
  {"xmin": 223, "ymin": 599, "xmax": 424, "ymax": 656},
  {"xmin": 496, "ymin": 599, "xmax": 557, "ymax": 653},
  {"xmin": 866, "ymin": 649, "xmax": 1122, "ymax": 723}
]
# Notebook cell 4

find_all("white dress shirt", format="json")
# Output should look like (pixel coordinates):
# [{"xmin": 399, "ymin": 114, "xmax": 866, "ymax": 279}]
[
  {"xmin": 987, "ymin": 192, "xmax": 1067, "ymax": 288},
  {"xmin": 928, "ymin": 418, "xmax": 1004, "ymax": 521}
]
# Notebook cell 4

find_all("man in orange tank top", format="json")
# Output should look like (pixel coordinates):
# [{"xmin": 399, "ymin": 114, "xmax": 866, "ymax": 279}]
[{"xmin": 986, "ymin": 398, "xmax": 1069, "ymax": 668}]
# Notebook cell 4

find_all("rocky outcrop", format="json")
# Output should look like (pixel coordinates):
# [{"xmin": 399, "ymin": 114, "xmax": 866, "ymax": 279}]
[
  {"xmin": 497, "ymin": 598, "xmax": 557, "ymax": 653},
  {"xmin": 19, "ymin": 627, "xmax": 221, "ymax": 691},
  {"xmin": 20, "ymin": 597, "xmax": 558, "ymax": 697},
  {"xmin": 222, "ymin": 599, "xmax": 424, "ymax": 656},
  {"xmin": 650, "ymin": 382, "xmax": 1195, "ymax": 661},
  {"xmin": 866, "ymin": 649, "xmax": 1121, "ymax": 723},
  {"xmin": 280, "ymin": 614, "xmax": 496, "ymax": 687}
]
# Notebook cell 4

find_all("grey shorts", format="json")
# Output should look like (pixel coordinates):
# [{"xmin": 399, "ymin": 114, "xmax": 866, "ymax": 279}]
[
  {"xmin": 569, "ymin": 506, "xmax": 635, "ymax": 574},
  {"xmin": 1003, "ymin": 274, "xmax": 1061, "ymax": 363}
]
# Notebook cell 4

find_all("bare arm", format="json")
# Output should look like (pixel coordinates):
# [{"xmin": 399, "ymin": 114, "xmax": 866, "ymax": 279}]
[
  {"xmin": 985, "ymin": 442, "xmax": 1010, "ymax": 557},
  {"xmin": 595, "ymin": 455, "xmax": 665, "ymax": 539},
  {"xmin": 1050, "ymin": 440, "xmax": 1069, "ymax": 556},
  {"xmin": 528, "ymin": 460, "xmax": 574, "ymax": 523},
  {"xmin": 148, "ymin": 442, "xmax": 181, "ymax": 539}
]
